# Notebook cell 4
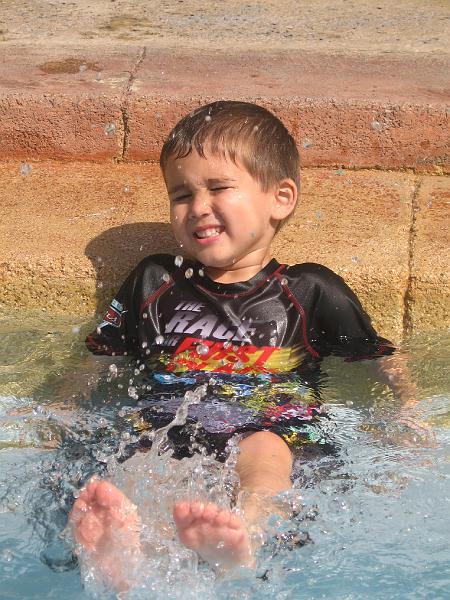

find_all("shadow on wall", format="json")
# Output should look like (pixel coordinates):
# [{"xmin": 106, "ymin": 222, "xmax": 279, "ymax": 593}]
[{"xmin": 85, "ymin": 222, "xmax": 179, "ymax": 314}]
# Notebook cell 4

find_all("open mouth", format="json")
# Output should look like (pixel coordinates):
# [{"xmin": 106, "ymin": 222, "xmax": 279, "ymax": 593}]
[{"xmin": 194, "ymin": 226, "xmax": 225, "ymax": 240}]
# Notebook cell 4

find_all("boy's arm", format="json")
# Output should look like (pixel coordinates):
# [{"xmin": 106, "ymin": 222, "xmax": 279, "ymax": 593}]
[
  {"xmin": 373, "ymin": 351, "xmax": 434, "ymax": 441},
  {"xmin": 297, "ymin": 265, "xmax": 431, "ymax": 438},
  {"xmin": 374, "ymin": 351, "xmax": 418, "ymax": 410}
]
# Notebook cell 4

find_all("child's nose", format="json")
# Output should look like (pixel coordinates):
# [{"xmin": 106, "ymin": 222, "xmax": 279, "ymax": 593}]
[{"xmin": 188, "ymin": 193, "xmax": 212, "ymax": 218}]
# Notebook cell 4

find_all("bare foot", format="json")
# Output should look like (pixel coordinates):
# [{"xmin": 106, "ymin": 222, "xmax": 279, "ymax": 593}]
[
  {"xmin": 69, "ymin": 477, "xmax": 141, "ymax": 591},
  {"xmin": 173, "ymin": 500, "xmax": 254, "ymax": 572}
]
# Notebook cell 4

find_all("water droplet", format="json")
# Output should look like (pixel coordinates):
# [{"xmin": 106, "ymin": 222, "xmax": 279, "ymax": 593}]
[
  {"xmin": 20, "ymin": 162, "xmax": 32, "ymax": 176},
  {"xmin": 196, "ymin": 343, "xmax": 209, "ymax": 356},
  {"xmin": 139, "ymin": 245, "xmax": 144, "ymax": 251},
  {"xmin": 185, "ymin": 267, "xmax": 193, "ymax": 279},
  {"xmin": 109, "ymin": 363, "xmax": 118, "ymax": 376},
  {"xmin": 174, "ymin": 255, "xmax": 183, "ymax": 267},
  {"xmin": 162, "ymin": 273, "xmax": 170, "ymax": 282},
  {"xmin": 280, "ymin": 277, "xmax": 288, "ymax": 286},
  {"xmin": 128, "ymin": 386, "xmax": 139, "ymax": 400},
  {"xmin": 142, "ymin": 312, "xmax": 148, "ymax": 319},
  {"xmin": 79, "ymin": 63, "xmax": 87, "ymax": 72},
  {"xmin": 205, "ymin": 115, "xmax": 212, "ymax": 122},
  {"xmin": 97, "ymin": 281, "xmax": 103, "ymax": 289},
  {"xmin": 253, "ymin": 125, "xmax": 259, "ymax": 131},
  {"xmin": 71, "ymin": 326, "xmax": 80, "ymax": 334},
  {"xmin": 346, "ymin": 400, "xmax": 354, "ymax": 406},
  {"xmin": 198, "ymin": 268, "xmax": 205, "ymax": 277},
  {"xmin": 124, "ymin": 185, "xmax": 130, "ymax": 193},
  {"xmin": 95, "ymin": 72, "xmax": 102, "ymax": 81},
  {"xmin": 302, "ymin": 138, "xmax": 313, "ymax": 149},
  {"xmin": 371, "ymin": 120, "xmax": 383, "ymax": 132},
  {"xmin": 155, "ymin": 335, "xmax": 164, "ymax": 345},
  {"xmin": 351, "ymin": 256, "xmax": 360, "ymax": 263},
  {"xmin": 104, "ymin": 122, "xmax": 116, "ymax": 137},
  {"xmin": 141, "ymin": 341, "xmax": 148, "ymax": 349},
  {"xmin": 1, "ymin": 549, "xmax": 13, "ymax": 562}
]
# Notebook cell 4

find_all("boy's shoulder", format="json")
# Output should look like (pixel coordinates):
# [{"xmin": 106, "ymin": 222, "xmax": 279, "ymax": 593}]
[
  {"xmin": 121, "ymin": 253, "xmax": 189, "ymax": 293},
  {"xmin": 284, "ymin": 262, "xmax": 344, "ymax": 283},
  {"xmin": 131, "ymin": 253, "xmax": 195, "ymax": 277},
  {"xmin": 282, "ymin": 262, "xmax": 353, "ymax": 300}
]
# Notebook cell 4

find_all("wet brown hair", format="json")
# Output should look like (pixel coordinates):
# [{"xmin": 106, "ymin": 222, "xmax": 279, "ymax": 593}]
[{"xmin": 160, "ymin": 100, "xmax": 300, "ymax": 191}]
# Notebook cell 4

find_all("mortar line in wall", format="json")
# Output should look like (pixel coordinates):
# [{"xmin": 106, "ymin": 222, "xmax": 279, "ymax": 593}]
[
  {"xmin": 120, "ymin": 46, "xmax": 147, "ymax": 161},
  {"xmin": 402, "ymin": 176, "xmax": 422, "ymax": 340}
]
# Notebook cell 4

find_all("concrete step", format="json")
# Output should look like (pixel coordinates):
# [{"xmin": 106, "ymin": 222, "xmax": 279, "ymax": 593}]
[
  {"xmin": 0, "ymin": 45, "xmax": 448, "ymax": 171},
  {"xmin": 0, "ymin": 161, "xmax": 448, "ymax": 341}
]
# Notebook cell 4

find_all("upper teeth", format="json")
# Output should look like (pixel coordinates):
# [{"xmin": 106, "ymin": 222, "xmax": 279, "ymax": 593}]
[{"xmin": 196, "ymin": 228, "xmax": 221, "ymax": 238}]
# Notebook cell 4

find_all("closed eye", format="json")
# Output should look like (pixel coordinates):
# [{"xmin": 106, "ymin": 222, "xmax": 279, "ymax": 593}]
[
  {"xmin": 171, "ymin": 193, "xmax": 192, "ymax": 202},
  {"xmin": 210, "ymin": 186, "xmax": 230, "ymax": 192}
]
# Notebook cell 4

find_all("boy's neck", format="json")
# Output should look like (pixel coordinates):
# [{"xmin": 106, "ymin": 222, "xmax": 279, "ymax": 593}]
[{"xmin": 205, "ymin": 257, "xmax": 273, "ymax": 284}]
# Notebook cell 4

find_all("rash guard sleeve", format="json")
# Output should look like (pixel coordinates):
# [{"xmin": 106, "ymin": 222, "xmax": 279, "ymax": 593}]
[
  {"xmin": 290, "ymin": 264, "xmax": 395, "ymax": 360},
  {"xmin": 85, "ymin": 267, "xmax": 140, "ymax": 356},
  {"xmin": 85, "ymin": 254, "xmax": 176, "ymax": 356}
]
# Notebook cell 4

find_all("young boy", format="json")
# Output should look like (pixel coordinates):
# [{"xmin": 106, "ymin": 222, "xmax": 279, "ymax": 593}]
[{"xmin": 70, "ymin": 101, "xmax": 417, "ymax": 588}]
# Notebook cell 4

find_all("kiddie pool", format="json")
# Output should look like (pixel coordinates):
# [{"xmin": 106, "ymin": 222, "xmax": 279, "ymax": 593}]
[{"xmin": 0, "ymin": 309, "xmax": 449, "ymax": 599}]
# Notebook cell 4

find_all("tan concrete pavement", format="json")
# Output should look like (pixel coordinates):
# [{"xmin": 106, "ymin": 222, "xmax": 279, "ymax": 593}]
[
  {"xmin": 0, "ymin": 0, "xmax": 448, "ymax": 336},
  {"xmin": 1, "ymin": 161, "xmax": 448, "ymax": 341},
  {"xmin": 406, "ymin": 177, "xmax": 450, "ymax": 333},
  {"xmin": 2, "ymin": 0, "xmax": 448, "ymax": 55},
  {"xmin": 0, "ymin": 1, "xmax": 449, "ymax": 169},
  {"xmin": 0, "ymin": 45, "xmax": 448, "ymax": 170}
]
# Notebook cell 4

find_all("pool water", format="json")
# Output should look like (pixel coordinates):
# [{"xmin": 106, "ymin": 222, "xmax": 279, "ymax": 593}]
[{"xmin": 0, "ymin": 309, "xmax": 449, "ymax": 599}]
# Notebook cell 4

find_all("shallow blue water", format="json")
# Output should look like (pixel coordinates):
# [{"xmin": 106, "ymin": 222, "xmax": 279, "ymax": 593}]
[{"xmin": 0, "ymin": 311, "xmax": 449, "ymax": 599}]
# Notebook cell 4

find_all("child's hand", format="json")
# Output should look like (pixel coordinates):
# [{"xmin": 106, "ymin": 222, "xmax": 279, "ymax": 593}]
[{"xmin": 393, "ymin": 408, "xmax": 436, "ymax": 447}]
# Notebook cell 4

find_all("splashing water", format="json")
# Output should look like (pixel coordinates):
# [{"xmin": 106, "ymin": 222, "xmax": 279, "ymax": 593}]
[{"xmin": 75, "ymin": 384, "xmax": 246, "ymax": 596}]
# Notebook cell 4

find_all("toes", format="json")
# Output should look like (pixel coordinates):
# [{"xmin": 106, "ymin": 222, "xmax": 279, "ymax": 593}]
[
  {"xmin": 69, "ymin": 499, "xmax": 88, "ymax": 524},
  {"xmin": 75, "ymin": 511, "xmax": 102, "ymax": 550},
  {"xmin": 202, "ymin": 503, "xmax": 219, "ymax": 522},
  {"xmin": 213, "ymin": 508, "xmax": 232, "ymax": 528},
  {"xmin": 78, "ymin": 477, "xmax": 99, "ymax": 502},
  {"xmin": 191, "ymin": 501, "xmax": 206, "ymax": 519},
  {"xmin": 94, "ymin": 481, "xmax": 126, "ymax": 509},
  {"xmin": 173, "ymin": 501, "xmax": 195, "ymax": 527}
]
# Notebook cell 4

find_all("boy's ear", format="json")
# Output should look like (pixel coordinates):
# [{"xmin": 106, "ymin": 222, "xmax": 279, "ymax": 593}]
[{"xmin": 272, "ymin": 178, "xmax": 298, "ymax": 221}]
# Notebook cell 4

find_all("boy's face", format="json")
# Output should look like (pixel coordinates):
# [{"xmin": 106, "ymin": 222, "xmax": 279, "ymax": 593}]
[{"xmin": 164, "ymin": 151, "xmax": 293, "ymax": 278}]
